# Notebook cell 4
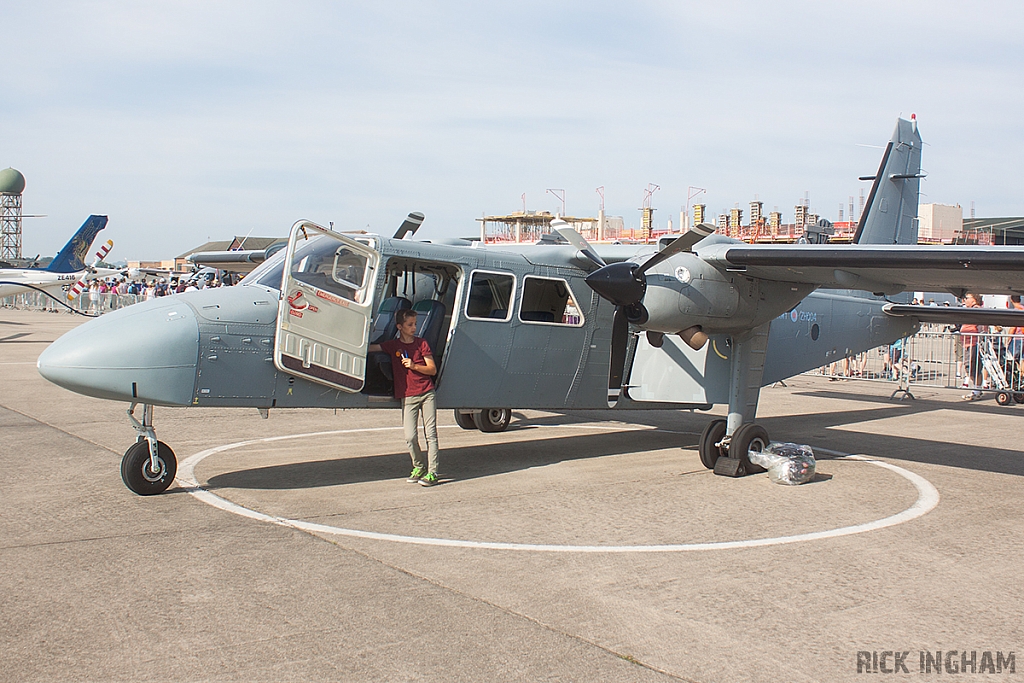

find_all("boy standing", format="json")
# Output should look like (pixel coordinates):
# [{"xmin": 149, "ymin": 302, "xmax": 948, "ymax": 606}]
[{"xmin": 368, "ymin": 309, "xmax": 440, "ymax": 486}]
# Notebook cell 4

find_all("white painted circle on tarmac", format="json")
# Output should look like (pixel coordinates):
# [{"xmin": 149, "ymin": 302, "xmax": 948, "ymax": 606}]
[{"xmin": 176, "ymin": 425, "xmax": 940, "ymax": 553}]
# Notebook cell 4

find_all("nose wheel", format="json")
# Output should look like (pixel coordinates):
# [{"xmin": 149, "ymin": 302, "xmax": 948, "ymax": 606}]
[
  {"xmin": 121, "ymin": 439, "xmax": 177, "ymax": 495},
  {"xmin": 122, "ymin": 403, "xmax": 177, "ymax": 495}
]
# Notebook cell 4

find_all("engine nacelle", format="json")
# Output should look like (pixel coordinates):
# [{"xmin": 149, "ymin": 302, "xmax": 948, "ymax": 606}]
[{"xmin": 638, "ymin": 252, "xmax": 815, "ymax": 336}]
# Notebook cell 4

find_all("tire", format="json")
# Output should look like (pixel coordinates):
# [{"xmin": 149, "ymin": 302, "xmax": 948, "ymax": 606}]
[
  {"xmin": 121, "ymin": 440, "xmax": 177, "ymax": 496},
  {"xmin": 996, "ymin": 392, "xmax": 1012, "ymax": 407},
  {"xmin": 473, "ymin": 408, "xmax": 511, "ymax": 432},
  {"xmin": 698, "ymin": 419, "xmax": 727, "ymax": 470},
  {"xmin": 1014, "ymin": 393, "xmax": 1024, "ymax": 404},
  {"xmin": 730, "ymin": 423, "xmax": 770, "ymax": 475},
  {"xmin": 453, "ymin": 410, "xmax": 477, "ymax": 430}
]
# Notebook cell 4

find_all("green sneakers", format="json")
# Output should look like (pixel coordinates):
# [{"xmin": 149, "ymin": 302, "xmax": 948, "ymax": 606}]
[
  {"xmin": 419, "ymin": 472, "xmax": 439, "ymax": 487},
  {"xmin": 407, "ymin": 467, "xmax": 426, "ymax": 483}
]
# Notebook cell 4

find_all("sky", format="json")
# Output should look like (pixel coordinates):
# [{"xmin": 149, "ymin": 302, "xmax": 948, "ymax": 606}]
[{"xmin": 4, "ymin": 1, "xmax": 1023, "ymax": 260}]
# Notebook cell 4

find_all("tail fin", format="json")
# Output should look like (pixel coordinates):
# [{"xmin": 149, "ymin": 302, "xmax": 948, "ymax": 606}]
[
  {"xmin": 46, "ymin": 215, "xmax": 108, "ymax": 273},
  {"xmin": 853, "ymin": 117, "xmax": 923, "ymax": 245}
]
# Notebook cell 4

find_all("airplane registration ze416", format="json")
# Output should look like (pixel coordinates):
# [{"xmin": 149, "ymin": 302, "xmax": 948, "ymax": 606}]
[{"xmin": 36, "ymin": 117, "xmax": 1024, "ymax": 495}]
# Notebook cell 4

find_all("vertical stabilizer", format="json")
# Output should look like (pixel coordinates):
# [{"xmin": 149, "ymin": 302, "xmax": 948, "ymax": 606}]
[
  {"xmin": 46, "ymin": 215, "xmax": 108, "ymax": 273},
  {"xmin": 853, "ymin": 117, "xmax": 923, "ymax": 245}
]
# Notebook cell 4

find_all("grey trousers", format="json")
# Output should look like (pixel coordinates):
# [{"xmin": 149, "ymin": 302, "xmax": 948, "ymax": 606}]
[{"xmin": 402, "ymin": 390, "xmax": 439, "ymax": 474}]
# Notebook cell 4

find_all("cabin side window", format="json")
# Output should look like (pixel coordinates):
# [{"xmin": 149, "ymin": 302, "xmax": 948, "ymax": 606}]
[
  {"xmin": 518, "ymin": 276, "xmax": 585, "ymax": 326},
  {"xmin": 465, "ymin": 270, "xmax": 515, "ymax": 321}
]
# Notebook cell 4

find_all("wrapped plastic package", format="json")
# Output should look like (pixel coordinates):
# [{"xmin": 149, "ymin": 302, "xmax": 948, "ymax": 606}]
[{"xmin": 748, "ymin": 442, "xmax": 816, "ymax": 485}]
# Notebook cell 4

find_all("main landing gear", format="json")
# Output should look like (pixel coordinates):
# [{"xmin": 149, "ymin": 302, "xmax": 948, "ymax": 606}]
[
  {"xmin": 698, "ymin": 419, "xmax": 768, "ymax": 476},
  {"xmin": 696, "ymin": 323, "xmax": 772, "ymax": 478},
  {"xmin": 122, "ymin": 403, "xmax": 177, "ymax": 495},
  {"xmin": 454, "ymin": 408, "xmax": 512, "ymax": 432}
]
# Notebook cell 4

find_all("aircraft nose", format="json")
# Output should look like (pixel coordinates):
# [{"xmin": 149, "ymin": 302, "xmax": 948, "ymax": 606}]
[{"xmin": 37, "ymin": 299, "xmax": 200, "ymax": 405}]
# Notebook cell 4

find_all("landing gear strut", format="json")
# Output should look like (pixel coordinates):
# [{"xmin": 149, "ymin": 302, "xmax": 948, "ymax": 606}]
[
  {"xmin": 697, "ymin": 323, "xmax": 772, "ymax": 477},
  {"xmin": 122, "ymin": 403, "xmax": 177, "ymax": 495}
]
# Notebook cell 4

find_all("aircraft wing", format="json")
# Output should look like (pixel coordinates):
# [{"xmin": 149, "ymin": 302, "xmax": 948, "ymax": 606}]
[
  {"xmin": 698, "ymin": 243, "xmax": 1024, "ymax": 295},
  {"xmin": 188, "ymin": 243, "xmax": 286, "ymax": 274}
]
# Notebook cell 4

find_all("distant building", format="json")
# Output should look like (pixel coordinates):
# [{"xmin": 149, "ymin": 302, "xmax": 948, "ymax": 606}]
[
  {"xmin": 749, "ymin": 201, "xmax": 763, "ymax": 225},
  {"xmin": 729, "ymin": 208, "xmax": 743, "ymax": 230},
  {"xmin": 794, "ymin": 204, "xmax": 807, "ymax": 227},
  {"xmin": 918, "ymin": 203, "xmax": 962, "ymax": 242},
  {"xmin": 692, "ymin": 203, "xmax": 706, "ymax": 226}
]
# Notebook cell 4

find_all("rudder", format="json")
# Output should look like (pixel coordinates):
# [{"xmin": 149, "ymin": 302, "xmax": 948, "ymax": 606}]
[
  {"xmin": 46, "ymin": 215, "xmax": 108, "ymax": 273},
  {"xmin": 853, "ymin": 117, "xmax": 923, "ymax": 245}
]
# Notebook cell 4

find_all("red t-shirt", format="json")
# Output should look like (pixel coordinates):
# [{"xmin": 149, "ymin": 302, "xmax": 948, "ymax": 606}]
[{"xmin": 379, "ymin": 337, "xmax": 435, "ymax": 398}]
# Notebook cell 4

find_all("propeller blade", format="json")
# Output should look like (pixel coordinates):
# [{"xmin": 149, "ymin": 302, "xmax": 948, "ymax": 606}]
[
  {"xmin": 608, "ymin": 306, "xmax": 629, "ymax": 405},
  {"xmin": 393, "ymin": 212, "xmax": 425, "ymax": 240},
  {"xmin": 552, "ymin": 220, "xmax": 606, "ymax": 269},
  {"xmin": 636, "ymin": 222, "xmax": 716, "ymax": 276}
]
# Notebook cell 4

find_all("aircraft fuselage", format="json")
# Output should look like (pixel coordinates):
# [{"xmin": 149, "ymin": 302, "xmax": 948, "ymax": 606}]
[{"xmin": 37, "ymin": 235, "xmax": 917, "ymax": 413}]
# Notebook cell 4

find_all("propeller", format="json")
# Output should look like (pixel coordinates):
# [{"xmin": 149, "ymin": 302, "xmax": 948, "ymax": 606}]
[
  {"xmin": 582, "ymin": 222, "xmax": 717, "ymax": 404},
  {"xmin": 585, "ymin": 222, "xmax": 716, "ymax": 312},
  {"xmin": 552, "ymin": 219, "xmax": 606, "ymax": 270}
]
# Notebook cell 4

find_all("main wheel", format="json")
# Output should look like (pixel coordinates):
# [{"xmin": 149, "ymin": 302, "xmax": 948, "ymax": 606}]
[
  {"xmin": 698, "ymin": 419, "xmax": 727, "ymax": 470},
  {"xmin": 453, "ymin": 410, "xmax": 477, "ymax": 430},
  {"xmin": 121, "ymin": 440, "xmax": 177, "ymax": 496},
  {"xmin": 1013, "ymin": 393, "xmax": 1024, "ymax": 404},
  {"xmin": 996, "ymin": 391, "xmax": 1012, "ymax": 406},
  {"xmin": 729, "ymin": 423, "xmax": 770, "ymax": 475},
  {"xmin": 473, "ymin": 408, "xmax": 511, "ymax": 432}
]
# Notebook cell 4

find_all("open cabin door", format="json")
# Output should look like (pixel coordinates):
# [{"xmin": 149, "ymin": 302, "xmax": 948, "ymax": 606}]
[{"xmin": 274, "ymin": 221, "xmax": 379, "ymax": 392}]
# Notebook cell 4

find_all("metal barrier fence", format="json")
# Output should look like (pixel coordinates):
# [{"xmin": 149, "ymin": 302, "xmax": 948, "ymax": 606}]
[
  {"xmin": 1, "ymin": 291, "xmax": 144, "ymax": 315},
  {"xmin": 816, "ymin": 325, "xmax": 1024, "ymax": 401}
]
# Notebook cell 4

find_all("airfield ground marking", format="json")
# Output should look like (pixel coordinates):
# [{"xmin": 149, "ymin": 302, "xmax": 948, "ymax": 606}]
[{"xmin": 177, "ymin": 425, "xmax": 939, "ymax": 553}]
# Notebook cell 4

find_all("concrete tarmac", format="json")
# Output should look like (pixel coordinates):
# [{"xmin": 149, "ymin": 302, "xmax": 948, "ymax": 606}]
[{"xmin": 3, "ymin": 308, "xmax": 1023, "ymax": 682}]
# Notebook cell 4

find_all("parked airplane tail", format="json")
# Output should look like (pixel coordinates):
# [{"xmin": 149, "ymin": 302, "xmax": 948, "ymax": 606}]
[
  {"xmin": 853, "ymin": 117, "xmax": 923, "ymax": 245},
  {"xmin": 46, "ymin": 215, "xmax": 108, "ymax": 273}
]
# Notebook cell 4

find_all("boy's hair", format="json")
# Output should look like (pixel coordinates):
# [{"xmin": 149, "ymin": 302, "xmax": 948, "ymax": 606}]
[{"xmin": 395, "ymin": 308, "xmax": 418, "ymax": 326}]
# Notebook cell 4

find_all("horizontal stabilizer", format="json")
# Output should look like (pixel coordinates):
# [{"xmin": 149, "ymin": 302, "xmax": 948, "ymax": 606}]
[{"xmin": 883, "ymin": 304, "xmax": 1024, "ymax": 327}]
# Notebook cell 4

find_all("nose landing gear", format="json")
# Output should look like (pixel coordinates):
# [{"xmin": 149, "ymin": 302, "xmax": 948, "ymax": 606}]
[{"xmin": 122, "ymin": 403, "xmax": 177, "ymax": 495}]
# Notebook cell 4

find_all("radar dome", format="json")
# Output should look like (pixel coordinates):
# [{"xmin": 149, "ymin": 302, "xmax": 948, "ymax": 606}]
[{"xmin": 0, "ymin": 168, "xmax": 26, "ymax": 196}]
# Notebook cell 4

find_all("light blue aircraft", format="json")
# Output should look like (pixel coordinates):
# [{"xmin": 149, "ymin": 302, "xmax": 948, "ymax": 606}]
[{"xmin": 37, "ymin": 119, "xmax": 1024, "ymax": 495}]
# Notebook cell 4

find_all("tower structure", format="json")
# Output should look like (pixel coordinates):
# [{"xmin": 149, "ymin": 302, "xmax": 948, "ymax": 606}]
[
  {"xmin": 639, "ymin": 183, "xmax": 659, "ymax": 242},
  {"xmin": 0, "ymin": 168, "xmax": 26, "ymax": 260}
]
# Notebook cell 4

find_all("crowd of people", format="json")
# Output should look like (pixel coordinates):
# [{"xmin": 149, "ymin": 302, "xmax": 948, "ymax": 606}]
[
  {"xmin": 83, "ymin": 274, "xmax": 233, "ymax": 299},
  {"xmin": 821, "ymin": 293, "xmax": 1024, "ymax": 400},
  {"xmin": 70, "ymin": 273, "xmax": 240, "ymax": 313}
]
